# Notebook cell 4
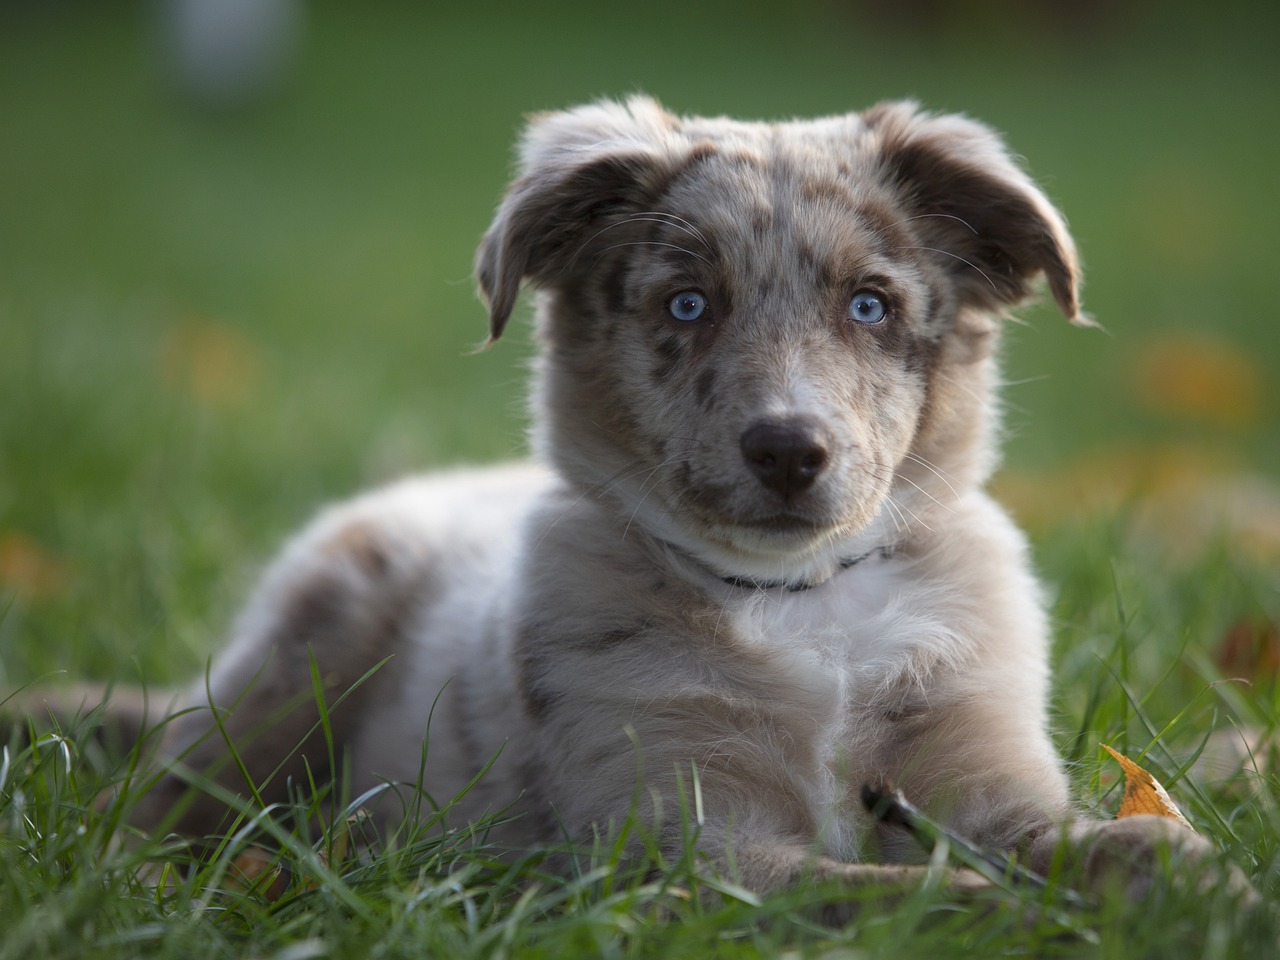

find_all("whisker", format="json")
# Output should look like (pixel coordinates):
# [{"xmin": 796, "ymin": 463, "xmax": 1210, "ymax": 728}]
[
  {"xmin": 590, "ymin": 241, "xmax": 711, "ymax": 271},
  {"xmin": 999, "ymin": 374, "xmax": 1052, "ymax": 389},
  {"xmin": 901, "ymin": 452, "xmax": 961, "ymax": 502},
  {"xmin": 620, "ymin": 456, "xmax": 705, "ymax": 541},
  {"xmin": 882, "ymin": 497, "xmax": 909, "ymax": 536},
  {"xmin": 905, "ymin": 245, "xmax": 999, "ymax": 294},
  {"xmin": 621, "ymin": 470, "xmax": 664, "ymax": 541},
  {"xmin": 569, "ymin": 217, "xmax": 648, "ymax": 268},
  {"xmin": 630, "ymin": 210, "xmax": 714, "ymax": 252},
  {"xmin": 889, "ymin": 495, "xmax": 933, "ymax": 533},
  {"xmin": 895, "ymin": 473, "xmax": 958, "ymax": 514},
  {"xmin": 929, "ymin": 368, "xmax": 988, "ymax": 407},
  {"xmin": 891, "ymin": 212, "xmax": 980, "ymax": 235},
  {"xmin": 569, "ymin": 211, "xmax": 714, "ymax": 272},
  {"xmin": 596, "ymin": 460, "xmax": 670, "ymax": 500},
  {"xmin": 534, "ymin": 464, "xmax": 638, "ymax": 550}
]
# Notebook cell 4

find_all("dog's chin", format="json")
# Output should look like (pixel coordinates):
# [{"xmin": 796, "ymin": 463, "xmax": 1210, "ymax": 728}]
[
  {"xmin": 640, "ymin": 499, "xmax": 884, "ymax": 586},
  {"xmin": 735, "ymin": 514, "xmax": 823, "ymax": 535},
  {"xmin": 600, "ymin": 470, "xmax": 889, "ymax": 583},
  {"xmin": 707, "ymin": 517, "xmax": 850, "ymax": 563},
  {"xmin": 699, "ymin": 519, "xmax": 885, "ymax": 586}
]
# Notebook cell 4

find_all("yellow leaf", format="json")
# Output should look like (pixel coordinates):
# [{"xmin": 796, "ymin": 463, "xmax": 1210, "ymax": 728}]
[
  {"xmin": 1215, "ymin": 617, "xmax": 1280, "ymax": 682},
  {"xmin": 0, "ymin": 531, "xmax": 71, "ymax": 602},
  {"xmin": 158, "ymin": 317, "xmax": 261, "ymax": 411},
  {"xmin": 1132, "ymin": 333, "xmax": 1263, "ymax": 427},
  {"xmin": 229, "ymin": 845, "xmax": 288, "ymax": 901},
  {"xmin": 1101, "ymin": 743, "xmax": 1194, "ymax": 831}
]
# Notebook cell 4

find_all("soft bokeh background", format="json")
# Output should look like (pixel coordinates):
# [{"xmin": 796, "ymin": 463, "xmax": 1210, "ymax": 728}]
[{"xmin": 1, "ymin": 0, "xmax": 1277, "ymax": 686}]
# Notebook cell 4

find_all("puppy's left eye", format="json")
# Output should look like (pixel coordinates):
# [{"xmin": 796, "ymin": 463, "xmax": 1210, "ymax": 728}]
[
  {"xmin": 847, "ymin": 290, "xmax": 887, "ymax": 325},
  {"xmin": 668, "ymin": 291, "xmax": 708, "ymax": 323}
]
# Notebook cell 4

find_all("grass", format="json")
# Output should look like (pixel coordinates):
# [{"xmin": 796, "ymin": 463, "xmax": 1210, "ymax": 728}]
[
  {"xmin": 3, "ymin": 552, "xmax": 1278, "ymax": 960},
  {"xmin": 1, "ymin": 1, "xmax": 1278, "ymax": 957}
]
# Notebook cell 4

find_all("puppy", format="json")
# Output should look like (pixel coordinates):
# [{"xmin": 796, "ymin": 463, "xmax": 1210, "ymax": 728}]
[{"xmin": 108, "ymin": 97, "xmax": 1210, "ymax": 914}]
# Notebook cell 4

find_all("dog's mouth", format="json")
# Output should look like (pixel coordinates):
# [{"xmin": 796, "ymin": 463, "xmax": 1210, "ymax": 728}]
[
  {"xmin": 736, "ymin": 513, "xmax": 823, "ymax": 534},
  {"xmin": 677, "ymin": 485, "xmax": 851, "ymax": 545}
]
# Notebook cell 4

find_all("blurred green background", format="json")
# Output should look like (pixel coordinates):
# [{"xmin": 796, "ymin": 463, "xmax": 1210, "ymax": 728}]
[{"xmin": 1, "ymin": 0, "xmax": 1277, "ymax": 685}]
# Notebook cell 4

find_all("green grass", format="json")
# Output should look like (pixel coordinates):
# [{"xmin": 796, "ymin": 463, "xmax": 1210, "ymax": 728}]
[
  {"xmin": 3, "ymin": 554, "xmax": 1278, "ymax": 959},
  {"xmin": 1, "ymin": 1, "xmax": 1278, "ymax": 957}
]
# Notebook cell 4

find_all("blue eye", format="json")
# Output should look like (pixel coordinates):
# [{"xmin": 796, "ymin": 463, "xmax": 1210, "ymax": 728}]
[
  {"xmin": 848, "ymin": 290, "xmax": 887, "ymax": 325},
  {"xmin": 668, "ymin": 291, "xmax": 707, "ymax": 323}
]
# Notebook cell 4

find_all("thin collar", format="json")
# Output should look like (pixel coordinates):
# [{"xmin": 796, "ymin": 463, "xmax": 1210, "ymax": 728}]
[{"xmin": 720, "ymin": 544, "xmax": 898, "ymax": 593}]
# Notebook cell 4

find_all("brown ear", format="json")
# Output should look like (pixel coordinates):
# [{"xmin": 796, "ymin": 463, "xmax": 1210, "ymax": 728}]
[
  {"xmin": 475, "ymin": 151, "xmax": 660, "ymax": 345},
  {"xmin": 866, "ymin": 102, "xmax": 1089, "ymax": 325}
]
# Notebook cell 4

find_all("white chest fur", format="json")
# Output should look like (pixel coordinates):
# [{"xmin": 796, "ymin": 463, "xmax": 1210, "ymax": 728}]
[
  {"xmin": 727, "ymin": 555, "xmax": 971, "ymax": 859},
  {"xmin": 731, "ymin": 556, "xmax": 963, "ymax": 690}
]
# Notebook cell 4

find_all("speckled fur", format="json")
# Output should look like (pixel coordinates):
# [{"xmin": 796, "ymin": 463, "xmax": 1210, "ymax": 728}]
[{"xmin": 122, "ymin": 97, "xmax": 1216, "ymax": 915}]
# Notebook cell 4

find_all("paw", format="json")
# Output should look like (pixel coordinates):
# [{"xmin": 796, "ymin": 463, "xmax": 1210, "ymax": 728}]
[{"xmin": 1075, "ymin": 815, "xmax": 1256, "ymax": 905}]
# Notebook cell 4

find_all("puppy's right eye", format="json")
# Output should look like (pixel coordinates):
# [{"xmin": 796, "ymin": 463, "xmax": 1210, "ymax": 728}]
[
  {"xmin": 668, "ymin": 291, "xmax": 707, "ymax": 323},
  {"xmin": 847, "ymin": 290, "xmax": 887, "ymax": 325}
]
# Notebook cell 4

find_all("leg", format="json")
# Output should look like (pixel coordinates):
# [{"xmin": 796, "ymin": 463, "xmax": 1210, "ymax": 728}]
[{"xmin": 128, "ymin": 513, "xmax": 428, "ymax": 838}]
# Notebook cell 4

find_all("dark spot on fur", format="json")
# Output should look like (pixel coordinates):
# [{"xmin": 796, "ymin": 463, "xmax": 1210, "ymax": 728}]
[
  {"xmin": 674, "ymin": 461, "xmax": 699, "ymax": 497},
  {"xmin": 908, "ymin": 324, "xmax": 943, "ymax": 375},
  {"xmin": 517, "ymin": 624, "xmax": 636, "ymax": 718},
  {"xmin": 602, "ymin": 257, "xmax": 630, "ymax": 317},
  {"xmin": 754, "ymin": 277, "xmax": 775, "ymax": 305},
  {"xmin": 595, "ymin": 629, "xmax": 635, "ymax": 646},
  {"xmin": 645, "ymin": 142, "xmax": 719, "ymax": 212},
  {"xmin": 855, "ymin": 200, "xmax": 912, "ymax": 252},
  {"xmin": 520, "ymin": 681, "xmax": 561, "ymax": 721},
  {"xmin": 275, "ymin": 575, "xmax": 345, "ymax": 651},
  {"xmin": 514, "ymin": 625, "xmax": 556, "ymax": 722},
  {"xmin": 515, "ymin": 644, "xmax": 560, "ymax": 721},
  {"xmin": 688, "ymin": 140, "xmax": 719, "ymax": 163},
  {"xmin": 323, "ymin": 524, "xmax": 391, "ymax": 578},
  {"xmin": 272, "ymin": 556, "xmax": 416, "ymax": 691},
  {"xmin": 800, "ymin": 178, "xmax": 853, "ymax": 206},
  {"xmin": 883, "ymin": 704, "xmax": 929, "ymax": 724},
  {"xmin": 650, "ymin": 334, "xmax": 686, "ymax": 383},
  {"xmin": 922, "ymin": 286, "xmax": 939, "ymax": 325},
  {"xmin": 851, "ymin": 307, "xmax": 937, "ymax": 373},
  {"xmin": 694, "ymin": 367, "xmax": 717, "ymax": 409},
  {"xmin": 799, "ymin": 245, "xmax": 835, "ymax": 290},
  {"xmin": 722, "ymin": 149, "xmax": 766, "ymax": 171}
]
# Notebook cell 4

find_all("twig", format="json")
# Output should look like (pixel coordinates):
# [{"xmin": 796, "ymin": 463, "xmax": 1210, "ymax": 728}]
[{"xmin": 860, "ymin": 784, "xmax": 1089, "ymax": 906}]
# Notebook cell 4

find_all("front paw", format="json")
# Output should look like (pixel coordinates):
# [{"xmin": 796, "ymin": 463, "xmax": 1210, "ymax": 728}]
[{"xmin": 1072, "ymin": 816, "xmax": 1255, "ymax": 905}]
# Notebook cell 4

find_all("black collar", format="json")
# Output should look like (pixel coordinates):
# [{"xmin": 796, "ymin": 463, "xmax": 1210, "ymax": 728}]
[{"xmin": 720, "ymin": 544, "xmax": 898, "ymax": 593}]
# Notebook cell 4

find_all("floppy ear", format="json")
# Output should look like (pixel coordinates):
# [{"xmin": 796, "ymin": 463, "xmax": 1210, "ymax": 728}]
[
  {"xmin": 476, "ymin": 153, "xmax": 662, "ymax": 343},
  {"xmin": 475, "ymin": 98, "xmax": 681, "ymax": 344},
  {"xmin": 865, "ymin": 102, "xmax": 1089, "ymax": 325}
]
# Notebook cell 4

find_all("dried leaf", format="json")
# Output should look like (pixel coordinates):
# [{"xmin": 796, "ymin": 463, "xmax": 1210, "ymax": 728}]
[
  {"xmin": 0, "ymin": 531, "xmax": 70, "ymax": 601},
  {"xmin": 158, "ymin": 317, "xmax": 261, "ymax": 410},
  {"xmin": 1132, "ymin": 333, "xmax": 1262, "ymax": 427},
  {"xmin": 229, "ymin": 845, "xmax": 289, "ymax": 901},
  {"xmin": 1101, "ymin": 744, "xmax": 1194, "ymax": 831},
  {"xmin": 1215, "ymin": 617, "xmax": 1280, "ymax": 682},
  {"xmin": 294, "ymin": 808, "xmax": 374, "ymax": 893}
]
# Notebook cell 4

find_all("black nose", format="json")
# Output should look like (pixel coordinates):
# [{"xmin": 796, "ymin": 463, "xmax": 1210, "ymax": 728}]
[{"xmin": 739, "ymin": 417, "xmax": 832, "ymax": 500}]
